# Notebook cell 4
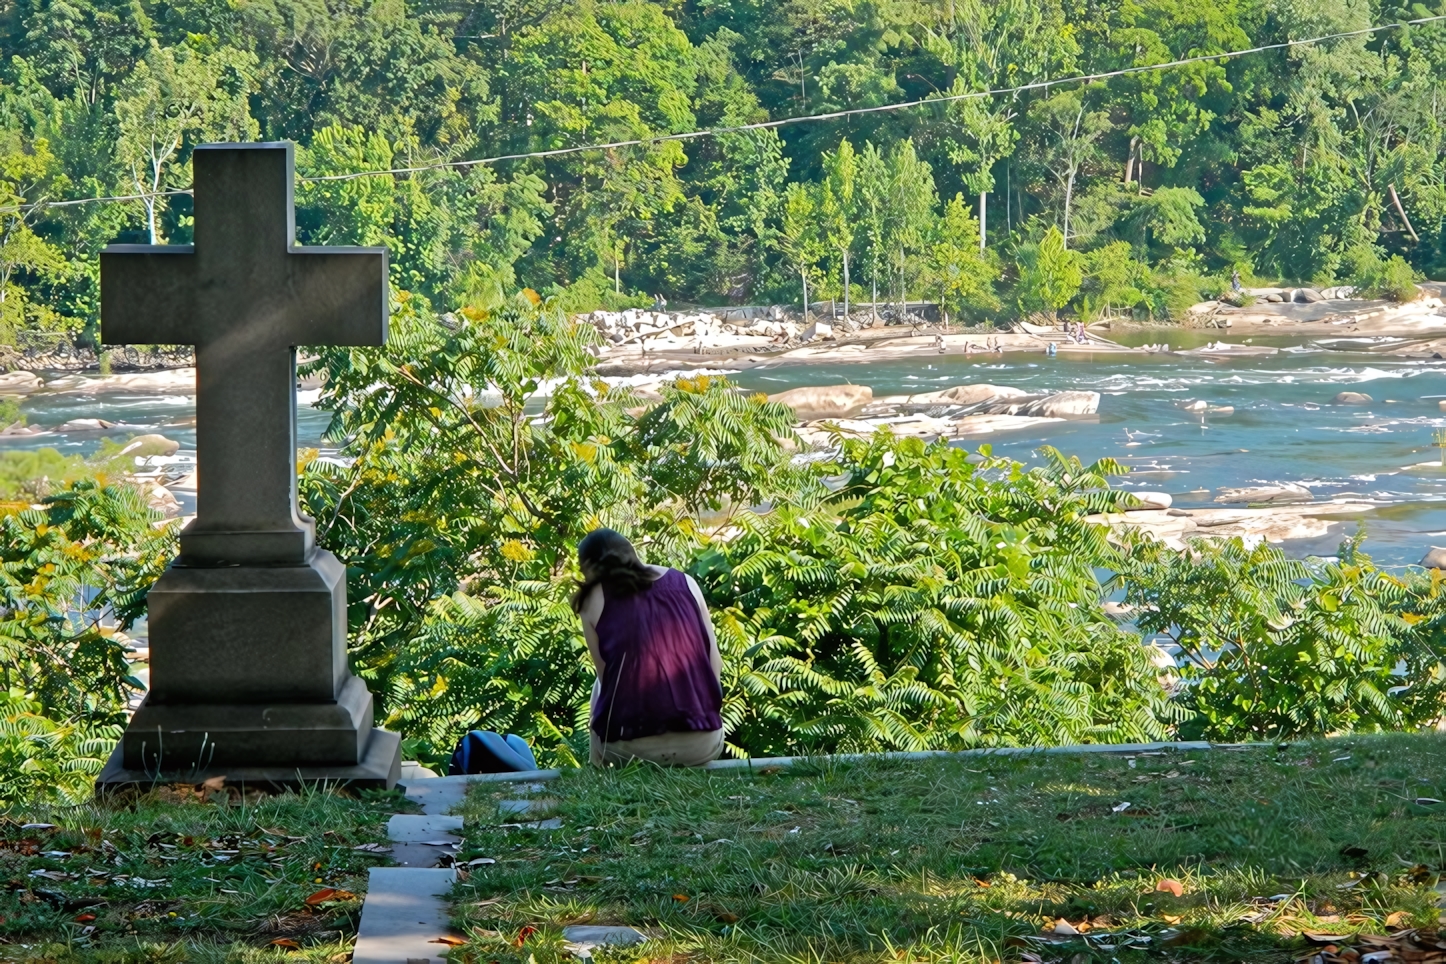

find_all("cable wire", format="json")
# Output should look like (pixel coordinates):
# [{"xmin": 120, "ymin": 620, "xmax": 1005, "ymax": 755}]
[{"xmin": 4, "ymin": 13, "xmax": 1444, "ymax": 210}]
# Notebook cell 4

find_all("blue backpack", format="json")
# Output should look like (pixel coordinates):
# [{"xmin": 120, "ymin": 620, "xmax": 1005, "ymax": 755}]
[{"xmin": 447, "ymin": 730, "xmax": 538, "ymax": 775}]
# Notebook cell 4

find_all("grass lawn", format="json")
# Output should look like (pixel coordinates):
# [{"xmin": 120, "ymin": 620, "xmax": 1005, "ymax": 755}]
[
  {"xmin": 449, "ymin": 734, "xmax": 1446, "ymax": 964},
  {"xmin": 0, "ymin": 784, "xmax": 406, "ymax": 962}
]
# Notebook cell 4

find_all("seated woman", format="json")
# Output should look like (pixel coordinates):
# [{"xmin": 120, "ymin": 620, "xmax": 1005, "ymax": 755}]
[{"xmin": 571, "ymin": 528, "xmax": 724, "ymax": 767}]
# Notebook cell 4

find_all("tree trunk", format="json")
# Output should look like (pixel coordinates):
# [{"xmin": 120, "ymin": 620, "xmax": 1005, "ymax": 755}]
[
  {"xmin": 871, "ymin": 265, "xmax": 877, "ymax": 325},
  {"xmin": 842, "ymin": 249, "xmax": 850, "ymax": 319},
  {"xmin": 1063, "ymin": 166, "xmax": 1076, "ymax": 250},
  {"xmin": 801, "ymin": 269, "xmax": 809, "ymax": 325},
  {"xmin": 979, "ymin": 190, "xmax": 987, "ymax": 254},
  {"xmin": 1124, "ymin": 136, "xmax": 1138, "ymax": 185},
  {"xmin": 1389, "ymin": 183, "xmax": 1420, "ymax": 243}
]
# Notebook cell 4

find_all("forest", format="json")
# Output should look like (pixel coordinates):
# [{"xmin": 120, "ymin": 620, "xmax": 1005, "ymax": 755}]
[{"xmin": 0, "ymin": 0, "xmax": 1444, "ymax": 345}]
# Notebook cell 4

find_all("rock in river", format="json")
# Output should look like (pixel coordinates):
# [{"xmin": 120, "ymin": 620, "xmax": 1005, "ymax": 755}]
[
  {"xmin": 1422, "ymin": 547, "xmax": 1446, "ymax": 569},
  {"xmin": 117, "ymin": 434, "xmax": 181, "ymax": 458},
  {"xmin": 1214, "ymin": 483, "xmax": 1313, "ymax": 504},
  {"xmin": 1127, "ymin": 491, "xmax": 1173, "ymax": 510},
  {"xmin": 1017, "ymin": 390, "xmax": 1101, "ymax": 417},
  {"xmin": 768, "ymin": 384, "xmax": 873, "ymax": 419},
  {"xmin": 56, "ymin": 418, "xmax": 117, "ymax": 431},
  {"xmin": 0, "ymin": 370, "xmax": 42, "ymax": 393},
  {"xmin": 1333, "ymin": 391, "xmax": 1373, "ymax": 404}
]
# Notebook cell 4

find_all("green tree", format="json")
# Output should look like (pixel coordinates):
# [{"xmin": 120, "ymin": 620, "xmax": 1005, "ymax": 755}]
[
  {"xmin": 818, "ymin": 138, "xmax": 857, "ymax": 315},
  {"xmin": 0, "ymin": 137, "xmax": 71, "ymax": 341},
  {"xmin": 779, "ymin": 181, "xmax": 823, "ymax": 320},
  {"xmin": 927, "ymin": 193, "xmax": 998, "ymax": 321},
  {"xmin": 1015, "ymin": 225, "xmax": 1083, "ymax": 319},
  {"xmin": 113, "ymin": 41, "xmax": 258, "ymax": 243}
]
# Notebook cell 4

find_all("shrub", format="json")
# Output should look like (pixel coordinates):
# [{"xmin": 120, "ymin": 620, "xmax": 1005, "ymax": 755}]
[
  {"xmin": 1369, "ymin": 255, "xmax": 1420, "ymax": 302},
  {"xmin": 0, "ymin": 481, "xmax": 175, "ymax": 800},
  {"xmin": 694, "ymin": 436, "xmax": 1175, "ymax": 755},
  {"xmin": 1348, "ymin": 244, "xmax": 1420, "ymax": 302},
  {"xmin": 1117, "ymin": 532, "xmax": 1446, "ymax": 741}
]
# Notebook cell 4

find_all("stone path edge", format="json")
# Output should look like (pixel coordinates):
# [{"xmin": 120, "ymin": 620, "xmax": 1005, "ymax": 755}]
[{"xmin": 401, "ymin": 740, "xmax": 1270, "ymax": 791}]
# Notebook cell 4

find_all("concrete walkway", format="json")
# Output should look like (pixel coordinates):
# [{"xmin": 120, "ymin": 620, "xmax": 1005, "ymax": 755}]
[{"xmin": 351, "ymin": 764, "xmax": 467, "ymax": 964}]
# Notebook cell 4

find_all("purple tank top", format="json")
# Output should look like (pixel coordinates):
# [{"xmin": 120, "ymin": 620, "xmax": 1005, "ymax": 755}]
[{"xmin": 591, "ymin": 569, "xmax": 723, "ymax": 742}]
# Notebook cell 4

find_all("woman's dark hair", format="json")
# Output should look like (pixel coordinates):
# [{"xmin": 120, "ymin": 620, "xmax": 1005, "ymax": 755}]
[{"xmin": 570, "ymin": 528, "xmax": 661, "ymax": 612}]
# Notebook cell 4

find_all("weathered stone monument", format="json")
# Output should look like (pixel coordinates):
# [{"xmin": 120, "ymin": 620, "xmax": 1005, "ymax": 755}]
[{"xmin": 95, "ymin": 142, "xmax": 401, "ymax": 788}]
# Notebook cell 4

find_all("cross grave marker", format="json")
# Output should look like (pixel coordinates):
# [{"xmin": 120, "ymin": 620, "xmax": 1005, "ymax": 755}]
[{"xmin": 96, "ymin": 142, "xmax": 401, "ymax": 788}]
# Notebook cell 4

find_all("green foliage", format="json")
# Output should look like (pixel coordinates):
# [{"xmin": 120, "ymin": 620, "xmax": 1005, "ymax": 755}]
[
  {"xmin": 0, "ymin": 480, "xmax": 176, "ymax": 800},
  {"xmin": 0, "ymin": 689, "xmax": 118, "ymax": 806},
  {"xmin": 1351, "ymin": 247, "xmax": 1421, "ymax": 302},
  {"xmin": 691, "ymin": 435, "xmax": 1172, "ymax": 757},
  {"xmin": 1118, "ymin": 533, "xmax": 1446, "ymax": 741},
  {"xmin": 1015, "ymin": 226, "xmax": 1082, "ymax": 318},
  {"xmin": 300, "ymin": 294, "xmax": 814, "ymax": 767}
]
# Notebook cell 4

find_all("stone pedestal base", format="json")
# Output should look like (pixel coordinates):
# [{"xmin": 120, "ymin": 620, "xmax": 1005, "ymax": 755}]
[
  {"xmin": 98, "ymin": 547, "xmax": 401, "ymax": 792},
  {"xmin": 96, "ymin": 727, "xmax": 401, "ymax": 792},
  {"xmin": 121, "ymin": 674, "xmax": 379, "ymax": 769}
]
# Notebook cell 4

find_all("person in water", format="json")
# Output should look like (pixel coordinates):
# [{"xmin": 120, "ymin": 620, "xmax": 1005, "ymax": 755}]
[{"xmin": 571, "ymin": 529, "xmax": 725, "ymax": 767}]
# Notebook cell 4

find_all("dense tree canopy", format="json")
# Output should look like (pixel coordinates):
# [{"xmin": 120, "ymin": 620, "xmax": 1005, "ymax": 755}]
[{"xmin": 0, "ymin": 0, "xmax": 1441, "ymax": 339}]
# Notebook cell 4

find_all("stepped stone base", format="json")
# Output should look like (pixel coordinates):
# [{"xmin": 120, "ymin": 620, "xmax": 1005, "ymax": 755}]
[{"xmin": 95, "ymin": 727, "xmax": 400, "ymax": 792}]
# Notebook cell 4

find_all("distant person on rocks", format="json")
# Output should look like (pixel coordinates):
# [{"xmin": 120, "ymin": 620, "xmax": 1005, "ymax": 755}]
[
  {"xmin": 652, "ymin": 292, "xmax": 668, "ymax": 312},
  {"xmin": 1232, "ymin": 269, "xmax": 1243, "ymax": 293},
  {"xmin": 572, "ymin": 528, "xmax": 725, "ymax": 767}
]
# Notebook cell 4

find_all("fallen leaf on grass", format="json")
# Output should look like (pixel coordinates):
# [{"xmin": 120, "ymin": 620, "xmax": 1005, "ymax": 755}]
[
  {"xmin": 429, "ymin": 936, "xmax": 467, "ymax": 946},
  {"xmin": 1112, "ymin": 801, "xmax": 1132, "ymax": 813},
  {"xmin": 72, "ymin": 913, "xmax": 96, "ymax": 923},
  {"xmin": 673, "ymin": 893, "xmax": 690, "ymax": 902},
  {"xmin": 513, "ymin": 925, "xmax": 537, "ymax": 948},
  {"xmin": 1385, "ymin": 911, "xmax": 1409, "ymax": 927},
  {"xmin": 268, "ymin": 939, "xmax": 301, "ymax": 949},
  {"xmin": 304, "ymin": 888, "xmax": 357, "ymax": 906},
  {"xmin": 1304, "ymin": 932, "xmax": 1353, "ymax": 943},
  {"xmin": 1156, "ymin": 879, "xmax": 1185, "ymax": 897}
]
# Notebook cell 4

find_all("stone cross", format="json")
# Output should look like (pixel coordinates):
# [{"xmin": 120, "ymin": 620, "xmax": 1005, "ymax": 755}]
[
  {"xmin": 96, "ymin": 143, "xmax": 400, "ymax": 789},
  {"xmin": 101, "ymin": 142, "xmax": 387, "ymax": 565}
]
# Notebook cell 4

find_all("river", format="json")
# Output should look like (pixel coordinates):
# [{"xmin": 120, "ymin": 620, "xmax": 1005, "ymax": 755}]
[{"xmin": 10, "ymin": 332, "xmax": 1446, "ymax": 566}]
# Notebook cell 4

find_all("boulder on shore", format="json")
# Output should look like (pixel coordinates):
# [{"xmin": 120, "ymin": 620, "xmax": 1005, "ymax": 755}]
[
  {"xmin": 799, "ymin": 320, "xmax": 834, "ymax": 342},
  {"xmin": 768, "ymin": 384, "xmax": 873, "ymax": 419},
  {"xmin": 1214, "ymin": 483, "xmax": 1312, "ymax": 504},
  {"xmin": 1422, "ymin": 547, "xmax": 1446, "ymax": 569},
  {"xmin": 1334, "ymin": 391, "xmax": 1373, "ymax": 404},
  {"xmin": 117, "ymin": 434, "xmax": 181, "ymax": 458}
]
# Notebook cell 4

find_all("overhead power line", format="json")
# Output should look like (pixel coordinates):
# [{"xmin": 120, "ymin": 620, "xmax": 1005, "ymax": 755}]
[{"xmin": 4, "ymin": 13, "xmax": 1445, "ymax": 212}]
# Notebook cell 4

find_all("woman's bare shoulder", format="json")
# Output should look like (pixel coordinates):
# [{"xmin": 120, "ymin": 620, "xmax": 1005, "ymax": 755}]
[{"xmin": 579, "ymin": 582, "xmax": 606, "ymax": 626}]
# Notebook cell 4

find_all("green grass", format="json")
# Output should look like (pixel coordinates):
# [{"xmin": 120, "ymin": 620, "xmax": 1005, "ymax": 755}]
[
  {"xmin": 0, "ymin": 785, "xmax": 407, "ymax": 962},
  {"xmin": 448, "ymin": 734, "xmax": 1446, "ymax": 963}
]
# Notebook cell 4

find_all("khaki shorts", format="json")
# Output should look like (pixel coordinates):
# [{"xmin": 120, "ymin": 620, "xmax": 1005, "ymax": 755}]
[{"xmin": 590, "ymin": 727, "xmax": 725, "ymax": 768}]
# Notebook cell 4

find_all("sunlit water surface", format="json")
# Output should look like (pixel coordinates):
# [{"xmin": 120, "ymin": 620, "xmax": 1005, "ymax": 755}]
[{"xmin": 12, "ymin": 333, "xmax": 1446, "ymax": 565}]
